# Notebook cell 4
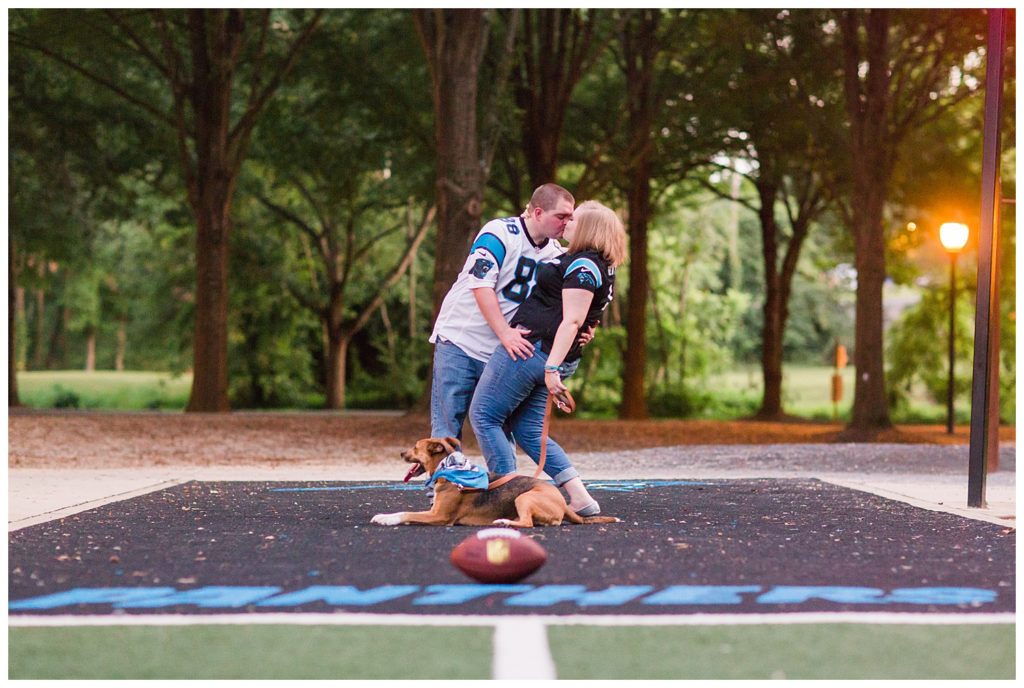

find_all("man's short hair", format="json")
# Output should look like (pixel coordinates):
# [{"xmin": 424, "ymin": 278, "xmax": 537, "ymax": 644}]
[{"xmin": 527, "ymin": 183, "xmax": 574, "ymax": 212}]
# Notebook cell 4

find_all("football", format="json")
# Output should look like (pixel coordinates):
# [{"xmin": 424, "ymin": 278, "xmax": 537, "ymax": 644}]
[{"xmin": 450, "ymin": 528, "xmax": 547, "ymax": 584}]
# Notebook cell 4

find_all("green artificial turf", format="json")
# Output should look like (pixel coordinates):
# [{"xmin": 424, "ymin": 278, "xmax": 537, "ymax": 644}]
[
  {"xmin": 9, "ymin": 624, "xmax": 493, "ymax": 680},
  {"xmin": 547, "ymin": 623, "xmax": 1015, "ymax": 679}
]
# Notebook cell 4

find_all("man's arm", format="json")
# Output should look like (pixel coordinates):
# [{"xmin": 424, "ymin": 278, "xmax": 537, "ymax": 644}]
[{"xmin": 471, "ymin": 287, "xmax": 534, "ymax": 360}]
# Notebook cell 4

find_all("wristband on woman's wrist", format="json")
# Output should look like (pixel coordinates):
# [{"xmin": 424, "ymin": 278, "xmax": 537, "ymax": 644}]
[{"xmin": 543, "ymin": 364, "xmax": 560, "ymax": 373}]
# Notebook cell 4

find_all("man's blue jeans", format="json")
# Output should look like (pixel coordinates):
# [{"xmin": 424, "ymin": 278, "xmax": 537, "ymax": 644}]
[
  {"xmin": 430, "ymin": 340, "xmax": 487, "ymax": 439},
  {"xmin": 430, "ymin": 340, "xmax": 516, "ymax": 456},
  {"xmin": 469, "ymin": 344, "xmax": 579, "ymax": 486}
]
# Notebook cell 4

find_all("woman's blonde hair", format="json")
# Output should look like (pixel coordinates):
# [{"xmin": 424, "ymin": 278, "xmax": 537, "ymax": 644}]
[{"xmin": 567, "ymin": 200, "xmax": 627, "ymax": 267}]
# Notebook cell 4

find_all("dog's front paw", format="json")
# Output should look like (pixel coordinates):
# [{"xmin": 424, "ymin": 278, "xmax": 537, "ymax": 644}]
[
  {"xmin": 371, "ymin": 513, "xmax": 404, "ymax": 526},
  {"xmin": 492, "ymin": 518, "xmax": 514, "ymax": 526}
]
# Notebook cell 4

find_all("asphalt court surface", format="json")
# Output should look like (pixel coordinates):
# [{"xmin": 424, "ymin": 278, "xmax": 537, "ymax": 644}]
[{"xmin": 9, "ymin": 479, "xmax": 1015, "ymax": 616}]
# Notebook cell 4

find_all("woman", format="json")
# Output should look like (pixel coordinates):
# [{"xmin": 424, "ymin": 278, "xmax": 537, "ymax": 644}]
[{"xmin": 469, "ymin": 200, "xmax": 627, "ymax": 515}]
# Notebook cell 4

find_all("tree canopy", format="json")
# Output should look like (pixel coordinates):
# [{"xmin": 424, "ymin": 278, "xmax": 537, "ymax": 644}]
[{"xmin": 9, "ymin": 8, "xmax": 1015, "ymax": 428}]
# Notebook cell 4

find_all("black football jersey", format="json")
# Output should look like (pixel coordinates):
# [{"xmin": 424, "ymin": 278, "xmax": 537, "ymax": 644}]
[{"xmin": 510, "ymin": 249, "xmax": 615, "ymax": 362}]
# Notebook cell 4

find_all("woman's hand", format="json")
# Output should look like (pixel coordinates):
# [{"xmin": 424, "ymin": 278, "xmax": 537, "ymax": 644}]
[
  {"xmin": 544, "ymin": 370, "xmax": 575, "ymax": 412},
  {"xmin": 544, "ymin": 369, "xmax": 568, "ymax": 397}
]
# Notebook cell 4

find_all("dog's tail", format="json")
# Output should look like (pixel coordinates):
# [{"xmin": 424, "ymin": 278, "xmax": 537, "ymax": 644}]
[{"xmin": 563, "ymin": 507, "xmax": 620, "ymax": 525}]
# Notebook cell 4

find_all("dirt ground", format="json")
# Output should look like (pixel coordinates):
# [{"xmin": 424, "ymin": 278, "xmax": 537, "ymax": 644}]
[{"xmin": 7, "ymin": 408, "xmax": 1015, "ymax": 470}]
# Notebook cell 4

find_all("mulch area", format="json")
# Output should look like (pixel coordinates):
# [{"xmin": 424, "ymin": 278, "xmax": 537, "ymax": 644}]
[{"xmin": 7, "ymin": 408, "xmax": 1015, "ymax": 469}]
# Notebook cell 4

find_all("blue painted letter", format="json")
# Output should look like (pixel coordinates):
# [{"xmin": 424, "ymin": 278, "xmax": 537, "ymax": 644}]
[
  {"xmin": 119, "ymin": 586, "xmax": 281, "ymax": 608},
  {"xmin": 642, "ymin": 586, "xmax": 761, "ymax": 605},
  {"xmin": 506, "ymin": 585, "xmax": 654, "ymax": 607},
  {"xmin": 10, "ymin": 587, "xmax": 177, "ymax": 611},
  {"xmin": 414, "ymin": 585, "xmax": 534, "ymax": 605},
  {"xmin": 258, "ymin": 585, "xmax": 420, "ymax": 607},
  {"xmin": 757, "ymin": 586, "xmax": 887, "ymax": 605},
  {"xmin": 885, "ymin": 587, "xmax": 997, "ymax": 606}
]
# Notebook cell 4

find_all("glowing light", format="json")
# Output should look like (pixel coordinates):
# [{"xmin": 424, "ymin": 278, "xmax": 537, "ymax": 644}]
[{"xmin": 939, "ymin": 222, "xmax": 969, "ymax": 252}]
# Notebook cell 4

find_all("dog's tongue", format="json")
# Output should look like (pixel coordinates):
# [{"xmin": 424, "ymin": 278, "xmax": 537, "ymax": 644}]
[{"xmin": 403, "ymin": 464, "xmax": 424, "ymax": 483}]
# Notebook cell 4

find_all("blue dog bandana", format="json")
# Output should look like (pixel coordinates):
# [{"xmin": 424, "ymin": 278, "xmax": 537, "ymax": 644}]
[{"xmin": 425, "ymin": 451, "xmax": 490, "ymax": 491}]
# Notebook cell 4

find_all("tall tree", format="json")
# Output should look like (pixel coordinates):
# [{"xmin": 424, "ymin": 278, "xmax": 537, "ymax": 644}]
[
  {"xmin": 11, "ymin": 9, "xmax": 324, "ymax": 411},
  {"xmin": 513, "ymin": 10, "xmax": 607, "ymax": 190},
  {"xmin": 563, "ymin": 9, "xmax": 723, "ymax": 418},
  {"xmin": 247, "ymin": 10, "xmax": 436, "ymax": 409},
  {"xmin": 700, "ymin": 9, "xmax": 840, "ymax": 419},
  {"xmin": 413, "ymin": 9, "xmax": 521, "ymax": 320},
  {"xmin": 836, "ymin": 9, "xmax": 985, "ymax": 431},
  {"xmin": 258, "ymin": 188, "xmax": 435, "ymax": 409},
  {"xmin": 617, "ymin": 9, "xmax": 661, "ymax": 419}
]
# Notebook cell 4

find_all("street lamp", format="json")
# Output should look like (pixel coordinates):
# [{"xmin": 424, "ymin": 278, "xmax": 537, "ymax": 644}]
[{"xmin": 939, "ymin": 222, "xmax": 969, "ymax": 434}]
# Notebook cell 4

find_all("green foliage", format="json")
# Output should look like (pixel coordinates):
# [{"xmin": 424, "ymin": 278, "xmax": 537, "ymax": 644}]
[
  {"xmin": 886, "ymin": 285, "xmax": 1015, "ymax": 423},
  {"xmin": 886, "ymin": 288, "xmax": 972, "ymax": 409},
  {"xmin": 347, "ymin": 334, "xmax": 431, "ymax": 409},
  {"xmin": 51, "ymin": 385, "xmax": 81, "ymax": 409},
  {"xmin": 567, "ymin": 326, "xmax": 626, "ymax": 417},
  {"xmin": 8, "ymin": 8, "xmax": 1014, "ymax": 423},
  {"xmin": 228, "ymin": 208, "xmax": 321, "ymax": 408}
]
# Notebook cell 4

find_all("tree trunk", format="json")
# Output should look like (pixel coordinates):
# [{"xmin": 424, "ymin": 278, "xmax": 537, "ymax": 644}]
[
  {"xmin": 414, "ymin": 9, "xmax": 490, "ymax": 321},
  {"xmin": 408, "ymin": 216, "xmax": 418, "ymax": 341},
  {"xmin": 9, "ymin": 236, "xmax": 20, "ymax": 407},
  {"xmin": 84, "ymin": 326, "xmax": 96, "ymax": 372},
  {"xmin": 516, "ymin": 10, "xmax": 597, "ymax": 188},
  {"xmin": 380, "ymin": 300, "xmax": 398, "ymax": 368},
  {"xmin": 45, "ymin": 304, "xmax": 68, "ymax": 369},
  {"xmin": 850, "ymin": 188, "xmax": 891, "ymax": 428},
  {"xmin": 841, "ymin": 9, "xmax": 893, "ymax": 431},
  {"xmin": 185, "ymin": 194, "xmax": 234, "ymax": 411},
  {"xmin": 115, "ymin": 317, "xmax": 127, "ymax": 371},
  {"xmin": 756, "ymin": 183, "xmax": 785, "ymax": 419},
  {"xmin": 15, "ymin": 285, "xmax": 25, "ymax": 371},
  {"xmin": 677, "ymin": 256, "xmax": 692, "ymax": 390},
  {"xmin": 621, "ymin": 155, "xmax": 651, "ymax": 419},
  {"xmin": 32, "ymin": 263, "xmax": 46, "ymax": 369},
  {"xmin": 618, "ymin": 9, "xmax": 659, "ymax": 420},
  {"xmin": 184, "ymin": 10, "xmax": 242, "ymax": 412},
  {"xmin": 325, "ymin": 333, "xmax": 349, "ymax": 410}
]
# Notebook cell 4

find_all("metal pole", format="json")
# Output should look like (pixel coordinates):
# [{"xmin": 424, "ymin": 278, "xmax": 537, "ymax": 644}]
[
  {"xmin": 967, "ymin": 8, "xmax": 1006, "ymax": 508},
  {"xmin": 946, "ymin": 254, "xmax": 956, "ymax": 435}
]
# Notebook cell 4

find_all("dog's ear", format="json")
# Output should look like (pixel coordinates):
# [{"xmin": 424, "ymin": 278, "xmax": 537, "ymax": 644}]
[
  {"xmin": 433, "ymin": 436, "xmax": 460, "ymax": 455},
  {"xmin": 427, "ymin": 440, "xmax": 447, "ymax": 455}
]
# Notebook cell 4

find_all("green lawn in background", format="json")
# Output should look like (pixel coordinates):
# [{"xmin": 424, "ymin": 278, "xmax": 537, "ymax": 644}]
[
  {"xmin": 15, "ymin": 371, "xmax": 192, "ymax": 410},
  {"xmin": 706, "ymin": 364, "xmax": 963, "ymax": 422},
  {"xmin": 13, "ymin": 366, "xmax": 963, "ymax": 422},
  {"xmin": 8, "ymin": 625, "xmax": 493, "ymax": 680},
  {"xmin": 548, "ymin": 623, "xmax": 1015, "ymax": 680}
]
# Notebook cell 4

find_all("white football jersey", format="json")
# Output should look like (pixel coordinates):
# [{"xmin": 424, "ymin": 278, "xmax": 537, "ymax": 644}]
[{"xmin": 430, "ymin": 216, "xmax": 565, "ymax": 362}]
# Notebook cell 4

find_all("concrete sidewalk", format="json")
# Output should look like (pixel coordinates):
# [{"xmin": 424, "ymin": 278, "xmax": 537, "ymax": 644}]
[{"xmin": 8, "ymin": 443, "xmax": 1015, "ymax": 531}]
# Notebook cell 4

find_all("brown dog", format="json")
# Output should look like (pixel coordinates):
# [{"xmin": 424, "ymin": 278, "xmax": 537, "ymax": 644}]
[{"xmin": 370, "ymin": 437, "xmax": 619, "ymax": 527}]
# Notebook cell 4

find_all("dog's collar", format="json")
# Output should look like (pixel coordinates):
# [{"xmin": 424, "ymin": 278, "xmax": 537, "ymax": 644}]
[{"xmin": 425, "ymin": 451, "xmax": 489, "ymax": 491}]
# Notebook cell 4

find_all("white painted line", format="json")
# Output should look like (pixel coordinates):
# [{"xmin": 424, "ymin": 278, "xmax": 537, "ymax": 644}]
[
  {"xmin": 8, "ymin": 479, "xmax": 189, "ymax": 532},
  {"xmin": 8, "ymin": 612, "xmax": 1015, "ymax": 628},
  {"xmin": 492, "ymin": 617, "xmax": 556, "ymax": 680}
]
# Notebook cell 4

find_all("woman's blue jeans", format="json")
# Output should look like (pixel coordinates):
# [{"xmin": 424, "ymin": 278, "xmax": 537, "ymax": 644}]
[{"xmin": 469, "ymin": 344, "xmax": 579, "ymax": 486}]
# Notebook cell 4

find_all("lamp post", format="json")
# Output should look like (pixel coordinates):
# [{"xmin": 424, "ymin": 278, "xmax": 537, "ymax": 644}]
[{"xmin": 939, "ymin": 222, "xmax": 969, "ymax": 434}]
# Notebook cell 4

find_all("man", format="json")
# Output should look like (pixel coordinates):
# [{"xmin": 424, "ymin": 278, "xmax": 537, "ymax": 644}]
[{"xmin": 430, "ymin": 183, "xmax": 575, "ymax": 440}]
